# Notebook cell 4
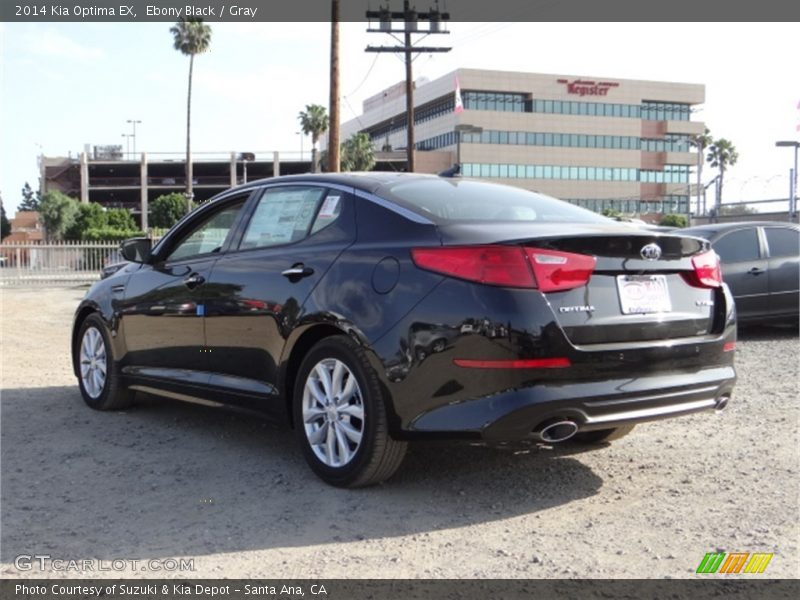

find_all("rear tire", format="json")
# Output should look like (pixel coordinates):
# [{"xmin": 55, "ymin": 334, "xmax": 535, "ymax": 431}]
[
  {"xmin": 572, "ymin": 424, "xmax": 636, "ymax": 444},
  {"xmin": 293, "ymin": 336, "xmax": 407, "ymax": 487},
  {"xmin": 76, "ymin": 314, "xmax": 134, "ymax": 411}
]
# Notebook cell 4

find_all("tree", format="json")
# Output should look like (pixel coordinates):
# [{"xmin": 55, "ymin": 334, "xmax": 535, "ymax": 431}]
[
  {"xmin": 298, "ymin": 104, "xmax": 329, "ymax": 173},
  {"xmin": 341, "ymin": 133, "xmax": 376, "ymax": 172},
  {"xmin": 171, "ymin": 19, "xmax": 212, "ymax": 212},
  {"xmin": 20, "ymin": 182, "xmax": 41, "ymax": 211},
  {"xmin": 1, "ymin": 196, "xmax": 10, "ymax": 240},
  {"xmin": 106, "ymin": 208, "xmax": 137, "ymax": 231},
  {"xmin": 151, "ymin": 193, "xmax": 192, "ymax": 228},
  {"xmin": 65, "ymin": 202, "xmax": 107, "ymax": 240},
  {"xmin": 719, "ymin": 204, "xmax": 757, "ymax": 217},
  {"xmin": 689, "ymin": 127, "xmax": 713, "ymax": 213},
  {"xmin": 707, "ymin": 138, "xmax": 739, "ymax": 212},
  {"xmin": 659, "ymin": 214, "xmax": 688, "ymax": 228},
  {"xmin": 39, "ymin": 191, "xmax": 79, "ymax": 241}
]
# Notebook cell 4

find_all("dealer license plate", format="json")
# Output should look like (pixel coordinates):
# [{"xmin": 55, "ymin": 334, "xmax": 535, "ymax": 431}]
[{"xmin": 617, "ymin": 275, "xmax": 671, "ymax": 314}]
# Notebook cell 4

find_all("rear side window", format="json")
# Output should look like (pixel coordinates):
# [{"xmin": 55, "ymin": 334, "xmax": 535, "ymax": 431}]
[
  {"xmin": 765, "ymin": 227, "xmax": 799, "ymax": 258},
  {"xmin": 240, "ymin": 187, "xmax": 326, "ymax": 249},
  {"xmin": 713, "ymin": 229, "xmax": 761, "ymax": 262},
  {"xmin": 384, "ymin": 179, "xmax": 609, "ymax": 224}
]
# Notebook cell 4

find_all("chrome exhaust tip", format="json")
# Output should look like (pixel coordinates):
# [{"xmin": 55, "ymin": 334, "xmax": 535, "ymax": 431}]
[
  {"xmin": 537, "ymin": 420, "xmax": 579, "ymax": 443},
  {"xmin": 715, "ymin": 395, "xmax": 730, "ymax": 411}
]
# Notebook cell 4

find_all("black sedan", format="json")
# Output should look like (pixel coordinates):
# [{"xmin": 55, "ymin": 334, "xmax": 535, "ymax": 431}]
[
  {"xmin": 683, "ymin": 222, "xmax": 799, "ymax": 325},
  {"xmin": 72, "ymin": 174, "xmax": 736, "ymax": 487}
]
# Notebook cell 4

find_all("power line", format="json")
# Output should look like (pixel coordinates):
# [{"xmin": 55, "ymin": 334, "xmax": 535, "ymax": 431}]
[{"xmin": 365, "ymin": 1, "xmax": 451, "ymax": 172}]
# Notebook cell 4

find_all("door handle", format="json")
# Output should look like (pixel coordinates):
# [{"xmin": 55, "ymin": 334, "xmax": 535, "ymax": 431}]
[
  {"xmin": 281, "ymin": 264, "xmax": 314, "ymax": 279},
  {"xmin": 747, "ymin": 267, "xmax": 765, "ymax": 276},
  {"xmin": 184, "ymin": 273, "xmax": 206, "ymax": 288}
]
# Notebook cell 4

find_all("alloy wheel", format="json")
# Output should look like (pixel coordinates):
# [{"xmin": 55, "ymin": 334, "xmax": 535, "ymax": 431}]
[
  {"xmin": 79, "ymin": 327, "xmax": 107, "ymax": 399},
  {"xmin": 302, "ymin": 358, "xmax": 365, "ymax": 467}
]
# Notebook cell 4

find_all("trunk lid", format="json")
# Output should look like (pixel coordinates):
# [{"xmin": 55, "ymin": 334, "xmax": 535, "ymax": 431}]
[{"xmin": 436, "ymin": 222, "xmax": 719, "ymax": 345}]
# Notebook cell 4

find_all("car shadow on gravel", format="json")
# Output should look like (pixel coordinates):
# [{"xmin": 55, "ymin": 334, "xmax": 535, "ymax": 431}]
[
  {"xmin": 1, "ymin": 386, "xmax": 603, "ymax": 563},
  {"xmin": 736, "ymin": 323, "xmax": 799, "ymax": 341}
]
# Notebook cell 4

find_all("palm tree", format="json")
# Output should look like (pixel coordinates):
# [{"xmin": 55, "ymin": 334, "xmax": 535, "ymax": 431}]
[
  {"xmin": 171, "ymin": 19, "xmax": 212, "ymax": 212},
  {"xmin": 341, "ymin": 133, "xmax": 376, "ymax": 172},
  {"xmin": 707, "ymin": 138, "xmax": 739, "ymax": 213},
  {"xmin": 298, "ymin": 104, "xmax": 329, "ymax": 173},
  {"xmin": 689, "ymin": 127, "xmax": 713, "ymax": 213}
]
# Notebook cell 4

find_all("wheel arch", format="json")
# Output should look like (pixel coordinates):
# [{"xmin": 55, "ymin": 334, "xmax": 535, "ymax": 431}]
[
  {"xmin": 71, "ymin": 303, "xmax": 102, "ymax": 377},
  {"xmin": 280, "ymin": 324, "xmax": 352, "ymax": 429}
]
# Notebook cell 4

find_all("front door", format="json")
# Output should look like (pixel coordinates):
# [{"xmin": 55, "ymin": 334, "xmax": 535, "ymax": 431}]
[{"xmin": 119, "ymin": 198, "xmax": 249, "ymax": 381}]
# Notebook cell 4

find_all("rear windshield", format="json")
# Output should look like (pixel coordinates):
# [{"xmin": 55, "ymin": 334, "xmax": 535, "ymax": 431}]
[{"xmin": 383, "ymin": 179, "xmax": 609, "ymax": 224}]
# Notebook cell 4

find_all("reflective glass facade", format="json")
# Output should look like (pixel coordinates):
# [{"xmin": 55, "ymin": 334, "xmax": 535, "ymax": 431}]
[
  {"xmin": 569, "ymin": 196, "xmax": 690, "ymax": 214},
  {"xmin": 416, "ymin": 130, "xmax": 690, "ymax": 152},
  {"xmin": 460, "ymin": 91, "xmax": 691, "ymax": 121},
  {"xmin": 461, "ymin": 163, "xmax": 689, "ymax": 184}
]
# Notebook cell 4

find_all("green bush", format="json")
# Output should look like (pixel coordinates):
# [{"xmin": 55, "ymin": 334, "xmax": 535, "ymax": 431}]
[
  {"xmin": 82, "ymin": 227, "xmax": 145, "ymax": 242},
  {"xmin": 151, "ymin": 193, "xmax": 192, "ymax": 228},
  {"xmin": 106, "ymin": 208, "xmax": 137, "ymax": 231},
  {"xmin": 65, "ymin": 202, "xmax": 106, "ymax": 240},
  {"xmin": 659, "ymin": 214, "xmax": 689, "ymax": 228}
]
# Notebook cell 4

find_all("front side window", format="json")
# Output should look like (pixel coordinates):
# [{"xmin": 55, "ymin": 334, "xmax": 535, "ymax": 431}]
[
  {"xmin": 240, "ymin": 186, "xmax": 328, "ymax": 250},
  {"xmin": 167, "ymin": 200, "xmax": 246, "ymax": 262}
]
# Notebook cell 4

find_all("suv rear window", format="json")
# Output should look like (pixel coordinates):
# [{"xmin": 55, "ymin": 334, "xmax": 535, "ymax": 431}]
[{"xmin": 383, "ymin": 179, "xmax": 609, "ymax": 224}]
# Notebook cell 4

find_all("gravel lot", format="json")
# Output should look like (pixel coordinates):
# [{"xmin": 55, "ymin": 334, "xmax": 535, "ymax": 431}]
[{"xmin": 1, "ymin": 286, "xmax": 798, "ymax": 579}]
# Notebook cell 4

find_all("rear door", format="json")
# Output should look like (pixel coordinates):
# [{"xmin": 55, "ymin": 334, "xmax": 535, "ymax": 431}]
[
  {"xmin": 711, "ymin": 227, "xmax": 768, "ymax": 321},
  {"xmin": 203, "ymin": 184, "xmax": 356, "ymax": 412},
  {"xmin": 763, "ymin": 226, "xmax": 800, "ymax": 318}
]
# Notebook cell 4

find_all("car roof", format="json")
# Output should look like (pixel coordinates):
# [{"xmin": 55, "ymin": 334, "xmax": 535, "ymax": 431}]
[{"xmin": 229, "ymin": 172, "xmax": 441, "ymax": 197}]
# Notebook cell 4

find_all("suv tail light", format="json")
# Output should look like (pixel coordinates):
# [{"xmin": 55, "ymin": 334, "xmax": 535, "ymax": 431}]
[
  {"xmin": 411, "ymin": 245, "xmax": 596, "ymax": 292},
  {"xmin": 683, "ymin": 250, "xmax": 722, "ymax": 288}
]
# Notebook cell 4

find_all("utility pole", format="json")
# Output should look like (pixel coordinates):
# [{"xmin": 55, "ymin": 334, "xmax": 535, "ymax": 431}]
[
  {"xmin": 328, "ymin": 0, "xmax": 341, "ymax": 173},
  {"xmin": 366, "ymin": 1, "xmax": 450, "ymax": 172}
]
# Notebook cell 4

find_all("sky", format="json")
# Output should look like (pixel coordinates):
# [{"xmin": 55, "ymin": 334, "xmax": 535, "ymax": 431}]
[{"xmin": 1, "ymin": 21, "xmax": 799, "ymax": 214}]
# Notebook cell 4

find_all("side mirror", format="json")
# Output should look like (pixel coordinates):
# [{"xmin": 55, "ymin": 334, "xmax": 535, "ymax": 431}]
[{"xmin": 120, "ymin": 237, "xmax": 152, "ymax": 264}]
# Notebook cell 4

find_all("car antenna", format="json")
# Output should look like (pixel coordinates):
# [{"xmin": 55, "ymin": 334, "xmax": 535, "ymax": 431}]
[{"xmin": 438, "ymin": 164, "xmax": 461, "ymax": 178}]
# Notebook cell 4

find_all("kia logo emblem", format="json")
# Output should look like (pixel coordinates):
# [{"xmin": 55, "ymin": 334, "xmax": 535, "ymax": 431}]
[{"xmin": 640, "ymin": 243, "xmax": 662, "ymax": 260}]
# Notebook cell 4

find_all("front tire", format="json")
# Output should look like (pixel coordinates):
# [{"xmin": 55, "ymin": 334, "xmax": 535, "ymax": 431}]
[
  {"xmin": 76, "ymin": 314, "xmax": 134, "ymax": 410},
  {"xmin": 293, "ymin": 336, "xmax": 407, "ymax": 487}
]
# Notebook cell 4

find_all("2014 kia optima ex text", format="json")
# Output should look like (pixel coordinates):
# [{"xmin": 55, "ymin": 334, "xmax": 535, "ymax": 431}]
[{"xmin": 71, "ymin": 173, "xmax": 736, "ymax": 487}]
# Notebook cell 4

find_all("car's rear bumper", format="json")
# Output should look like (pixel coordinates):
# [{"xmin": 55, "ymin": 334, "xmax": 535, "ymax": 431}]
[{"xmin": 406, "ymin": 365, "xmax": 736, "ymax": 441}]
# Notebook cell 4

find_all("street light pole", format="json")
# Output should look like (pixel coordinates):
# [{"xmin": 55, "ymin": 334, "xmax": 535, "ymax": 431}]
[
  {"xmin": 127, "ymin": 119, "xmax": 142, "ymax": 156},
  {"xmin": 121, "ymin": 133, "xmax": 133, "ymax": 159},
  {"xmin": 775, "ymin": 141, "xmax": 799, "ymax": 220},
  {"xmin": 296, "ymin": 131, "xmax": 304, "ymax": 161}
]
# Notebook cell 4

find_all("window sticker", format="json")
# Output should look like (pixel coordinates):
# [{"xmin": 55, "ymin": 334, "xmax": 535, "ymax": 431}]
[{"xmin": 318, "ymin": 195, "xmax": 341, "ymax": 219}]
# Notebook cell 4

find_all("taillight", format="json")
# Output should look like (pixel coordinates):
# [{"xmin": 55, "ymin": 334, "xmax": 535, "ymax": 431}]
[
  {"xmin": 411, "ymin": 245, "xmax": 596, "ymax": 292},
  {"xmin": 524, "ymin": 248, "xmax": 597, "ymax": 293},
  {"xmin": 684, "ymin": 250, "xmax": 722, "ymax": 288},
  {"xmin": 411, "ymin": 246, "xmax": 534, "ymax": 288}
]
